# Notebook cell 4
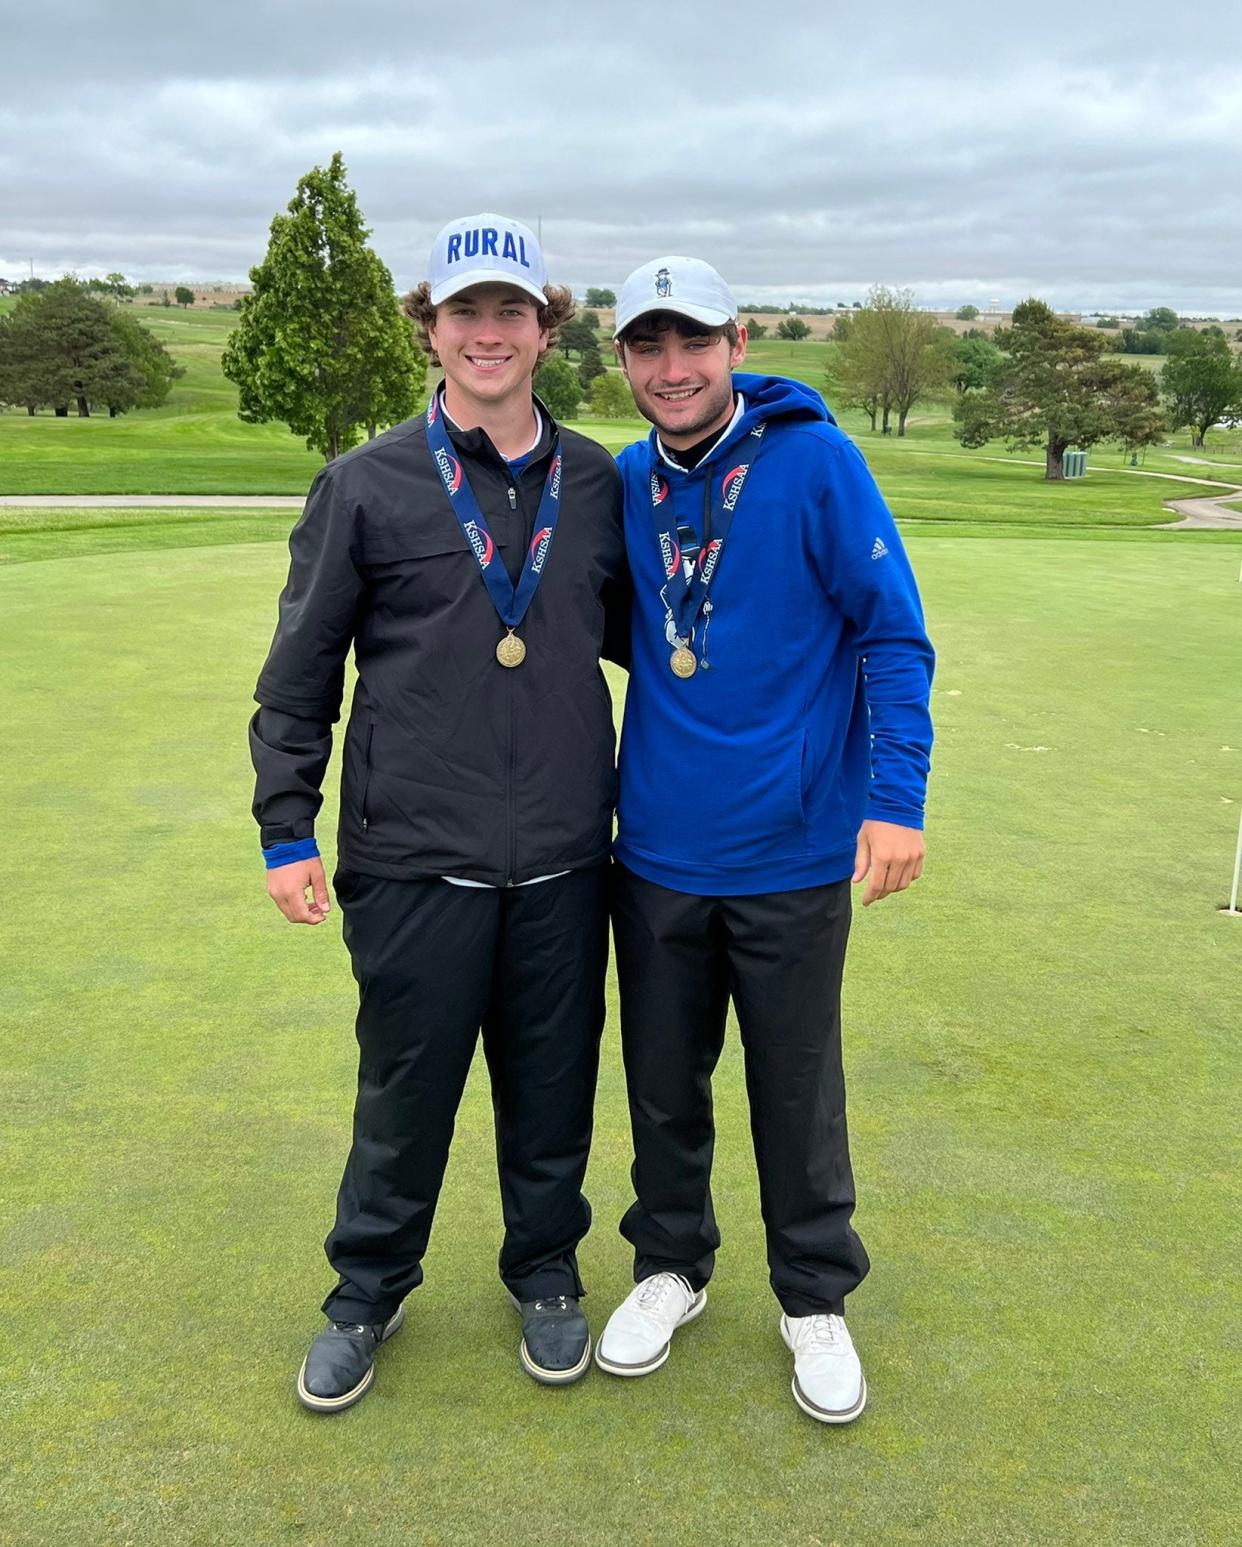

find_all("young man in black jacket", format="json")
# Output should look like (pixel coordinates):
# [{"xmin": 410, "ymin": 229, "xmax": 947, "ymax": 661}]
[{"xmin": 249, "ymin": 213, "xmax": 629, "ymax": 1411}]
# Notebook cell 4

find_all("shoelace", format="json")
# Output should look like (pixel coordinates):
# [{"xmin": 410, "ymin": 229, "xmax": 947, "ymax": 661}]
[
  {"xmin": 796, "ymin": 1314, "xmax": 847, "ymax": 1353},
  {"xmin": 634, "ymin": 1274, "xmax": 689, "ymax": 1315},
  {"xmin": 532, "ymin": 1296, "xmax": 571, "ymax": 1314}
]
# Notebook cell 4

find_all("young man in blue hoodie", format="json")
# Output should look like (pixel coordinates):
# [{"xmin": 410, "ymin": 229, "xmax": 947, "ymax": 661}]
[{"xmin": 594, "ymin": 257, "xmax": 934, "ymax": 1424}]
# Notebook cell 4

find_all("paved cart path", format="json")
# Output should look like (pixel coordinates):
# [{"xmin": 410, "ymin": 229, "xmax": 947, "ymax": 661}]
[
  {"xmin": 0, "ymin": 494, "xmax": 305, "ymax": 508},
  {"xmin": 4, "ymin": 479, "xmax": 1242, "ymax": 526}
]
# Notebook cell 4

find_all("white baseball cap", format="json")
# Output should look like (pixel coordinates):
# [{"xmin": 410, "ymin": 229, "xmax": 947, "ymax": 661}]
[
  {"xmin": 427, "ymin": 213, "xmax": 548, "ymax": 306},
  {"xmin": 614, "ymin": 256, "xmax": 737, "ymax": 337}
]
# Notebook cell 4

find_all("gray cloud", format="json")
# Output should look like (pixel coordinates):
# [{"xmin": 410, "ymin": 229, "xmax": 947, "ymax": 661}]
[{"xmin": 2, "ymin": 0, "xmax": 1240, "ymax": 313}]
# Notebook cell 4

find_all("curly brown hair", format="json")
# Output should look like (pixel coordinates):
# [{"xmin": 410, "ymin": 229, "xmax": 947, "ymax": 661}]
[{"xmin": 402, "ymin": 282, "xmax": 576, "ymax": 366}]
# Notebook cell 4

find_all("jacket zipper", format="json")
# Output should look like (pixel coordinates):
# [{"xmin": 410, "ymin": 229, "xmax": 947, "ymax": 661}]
[
  {"xmin": 506, "ymin": 672, "xmax": 516, "ymax": 882},
  {"xmin": 360, "ymin": 722, "xmax": 374, "ymax": 834},
  {"xmin": 504, "ymin": 465, "xmax": 528, "ymax": 883}
]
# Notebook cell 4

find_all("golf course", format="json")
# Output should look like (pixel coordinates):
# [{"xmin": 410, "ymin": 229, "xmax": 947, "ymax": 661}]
[{"xmin": 1, "ymin": 308, "xmax": 1238, "ymax": 1546}]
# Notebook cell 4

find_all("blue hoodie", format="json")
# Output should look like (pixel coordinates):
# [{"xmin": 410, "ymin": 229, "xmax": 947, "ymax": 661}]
[{"xmin": 614, "ymin": 372, "xmax": 934, "ymax": 896}]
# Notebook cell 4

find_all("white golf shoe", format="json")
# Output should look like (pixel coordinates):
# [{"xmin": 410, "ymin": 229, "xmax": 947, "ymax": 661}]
[
  {"xmin": 780, "ymin": 1312, "xmax": 867, "ymax": 1424},
  {"xmin": 595, "ymin": 1273, "xmax": 707, "ymax": 1376}
]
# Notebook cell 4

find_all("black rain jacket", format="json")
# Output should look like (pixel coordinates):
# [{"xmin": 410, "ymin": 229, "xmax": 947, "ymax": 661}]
[{"xmin": 249, "ymin": 403, "xmax": 630, "ymax": 885}]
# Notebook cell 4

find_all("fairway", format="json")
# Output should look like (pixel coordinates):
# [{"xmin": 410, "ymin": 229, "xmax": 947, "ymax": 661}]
[
  {"xmin": 3, "ymin": 310, "xmax": 1241, "ymax": 509},
  {"xmin": 2, "ymin": 519, "xmax": 1238, "ymax": 1546}
]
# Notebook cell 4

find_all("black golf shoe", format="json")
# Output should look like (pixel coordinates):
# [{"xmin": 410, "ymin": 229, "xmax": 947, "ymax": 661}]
[
  {"xmin": 295, "ymin": 1303, "xmax": 406, "ymax": 1413},
  {"xmin": 511, "ymin": 1293, "xmax": 591, "ymax": 1385}
]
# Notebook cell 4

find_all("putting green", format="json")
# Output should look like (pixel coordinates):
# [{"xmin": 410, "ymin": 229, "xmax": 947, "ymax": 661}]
[{"xmin": 1, "ymin": 526, "xmax": 1238, "ymax": 1546}]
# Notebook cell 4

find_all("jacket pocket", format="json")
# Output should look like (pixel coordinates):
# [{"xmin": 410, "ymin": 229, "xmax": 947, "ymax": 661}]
[{"xmin": 360, "ymin": 722, "xmax": 375, "ymax": 833}]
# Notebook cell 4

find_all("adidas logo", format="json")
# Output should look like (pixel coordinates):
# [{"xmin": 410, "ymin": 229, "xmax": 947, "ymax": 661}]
[{"xmin": 871, "ymin": 537, "xmax": 889, "ymax": 560}]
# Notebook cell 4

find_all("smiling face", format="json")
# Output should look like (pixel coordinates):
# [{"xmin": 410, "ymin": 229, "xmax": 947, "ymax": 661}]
[
  {"xmin": 618, "ymin": 313, "xmax": 747, "ymax": 449},
  {"xmin": 427, "ymin": 283, "xmax": 549, "ymax": 418}
]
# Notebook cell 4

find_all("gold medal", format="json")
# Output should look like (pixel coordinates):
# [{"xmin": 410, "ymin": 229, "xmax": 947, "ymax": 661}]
[
  {"xmin": 496, "ymin": 631, "xmax": 526, "ymax": 668},
  {"xmin": 670, "ymin": 646, "xmax": 697, "ymax": 679}
]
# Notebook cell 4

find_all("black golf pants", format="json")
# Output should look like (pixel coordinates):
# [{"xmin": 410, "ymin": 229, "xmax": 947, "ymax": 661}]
[
  {"xmin": 612, "ymin": 862, "xmax": 869, "ymax": 1317},
  {"xmin": 321, "ymin": 864, "xmax": 608, "ymax": 1324}
]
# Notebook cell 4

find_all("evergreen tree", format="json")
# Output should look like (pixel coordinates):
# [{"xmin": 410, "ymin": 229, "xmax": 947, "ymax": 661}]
[
  {"xmin": 222, "ymin": 153, "xmax": 425, "ymax": 460},
  {"xmin": 0, "ymin": 280, "xmax": 181, "ymax": 416},
  {"xmin": 0, "ymin": 279, "xmax": 137, "ymax": 416},
  {"xmin": 954, "ymin": 298, "xmax": 1164, "ymax": 478},
  {"xmin": 577, "ymin": 346, "xmax": 606, "ymax": 392}
]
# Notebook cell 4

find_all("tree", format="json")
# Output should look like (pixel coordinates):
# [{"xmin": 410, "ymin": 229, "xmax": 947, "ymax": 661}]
[
  {"xmin": 951, "ymin": 334, "xmax": 1004, "ymax": 394},
  {"xmin": 557, "ymin": 318, "xmax": 598, "ymax": 358},
  {"xmin": 953, "ymin": 297, "xmax": 1162, "ymax": 479},
  {"xmin": 222, "ymin": 153, "xmax": 426, "ymax": 461},
  {"xmin": 0, "ymin": 303, "xmax": 51, "ymax": 413},
  {"xmin": 1119, "ymin": 327, "xmax": 1163, "ymax": 355},
  {"xmin": 831, "ymin": 286, "xmax": 954, "ymax": 436},
  {"xmin": 585, "ymin": 288, "xmax": 616, "ymax": 308},
  {"xmin": 580, "ymin": 310, "xmax": 599, "ymax": 332},
  {"xmin": 825, "ymin": 306, "xmax": 889, "ymax": 431},
  {"xmin": 1103, "ymin": 369, "xmax": 1167, "ymax": 461},
  {"xmin": 1161, "ymin": 328, "xmax": 1242, "ymax": 448},
  {"xmin": 955, "ymin": 304, "xmax": 979, "ymax": 321},
  {"xmin": 577, "ymin": 346, "xmax": 606, "ymax": 392},
  {"xmin": 1141, "ymin": 306, "xmax": 1179, "ymax": 335},
  {"xmin": 746, "ymin": 317, "xmax": 768, "ymax": 340},
  {"xmin": 105, "ymin": 272, "xmax": 136, "ymax": 303},
  {"xmin": 830, "ymin": 314, "xmax": 852, "ymax": 343},
  {"xmin": 105, "ymin": 308, "xmax": 183, "ymax": 412},
  {"xmin": 174, "ymin": 286, "xmax": 195, "ymax": 309},
  {"xmin": 533, "ymin": 355, "xmax": 582, "ymax": 420},
  {"xmin": 590, "ymin": 371, "xmax": 632, "ymax": 418},
  {"xmin": 776, "ymin": 317, "xmax": 811, "ymax": 341},
  {"xmin": 0, "ymin": 279, "xmax": 182, "ymax": 417},
  {"xmin": 0, "ymin": 279, "xmax": 139, "ymax": 416}
]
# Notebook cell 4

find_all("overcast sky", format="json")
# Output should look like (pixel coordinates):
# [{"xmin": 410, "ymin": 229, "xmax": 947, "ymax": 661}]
[{"xmin": 2, "ymin": 0, "xmax": 1240, "ymax": 314}]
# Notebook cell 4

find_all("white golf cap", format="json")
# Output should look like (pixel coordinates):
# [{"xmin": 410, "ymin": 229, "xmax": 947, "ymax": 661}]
[
  {"xmin": 614, "ymin": 256, "xmax": 737, "ymax": 337},
  {"xmin": 427, "ymin": 213, "xmax": 548, "ymax": 306}
]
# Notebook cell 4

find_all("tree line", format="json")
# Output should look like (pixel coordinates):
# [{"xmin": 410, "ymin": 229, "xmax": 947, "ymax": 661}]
[
  {"xmin": 0, "ymin": 278, "xmax": 183, "ymax": 417},
  {"xmin": 823, "ymin": 288, "xmax": 1242, "ymax": 476}
]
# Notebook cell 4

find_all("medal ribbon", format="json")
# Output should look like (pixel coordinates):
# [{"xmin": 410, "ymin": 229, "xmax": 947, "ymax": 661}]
[
  {"xmin": 425, "ymin": 392, "xmax": 563, "ymax": 629},
  {"xmin": 647, "ymin": 421, "xmax": 766, "ymax": 641}
]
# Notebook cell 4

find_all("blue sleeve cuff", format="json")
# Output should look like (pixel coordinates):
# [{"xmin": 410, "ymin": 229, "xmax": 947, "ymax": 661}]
[{"xmin": 262, "ymin": 837, "xmax": 321, "ymax": 870}]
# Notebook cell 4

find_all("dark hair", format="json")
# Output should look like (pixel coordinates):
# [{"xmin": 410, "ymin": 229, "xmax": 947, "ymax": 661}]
[
  {"xmin": 402, "ymin": 281, "xmax": 576, "ymax": 365},
  {"xmin": 617, "ymin": 310, "xmax": 740, "ymax": 353}
]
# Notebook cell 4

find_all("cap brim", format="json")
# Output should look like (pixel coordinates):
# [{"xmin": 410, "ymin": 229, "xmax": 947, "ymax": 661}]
[
  {"xmin": 614, "ymin": 299, "xmax": 736, "ymax": 338},
  {"xmin": 430, "ymin": 271, "xmax": 548, "ymax": 306}
]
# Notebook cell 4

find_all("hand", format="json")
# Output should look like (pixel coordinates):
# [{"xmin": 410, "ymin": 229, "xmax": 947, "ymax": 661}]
[
  {"xmin": 266, "ymin": 857, "xmax": 331, "ymax": 925},
  {"xmin": 853, "ymin": 820, "xmax": 925, "ymax": 907}
]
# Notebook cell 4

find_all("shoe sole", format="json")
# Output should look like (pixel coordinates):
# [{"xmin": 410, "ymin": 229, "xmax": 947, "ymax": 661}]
[
  {"xmin": 779, "ymin": 1313, "xmax": 867, "ymax": 1425},
  {"xmin": 519, "ymin": 1333, "xmax": 593, "ymax": 1386},
  {"xmin": 508, "ymin": 1294, "xmax": 593, "ymax": 1386},
  {"xmin": 295, "ymin": 1303, "xmax": 406, "ymax": 1414},
  {"xmin": 594, "ymin": 1287, "xmax": 708, "ymax": 1377}
]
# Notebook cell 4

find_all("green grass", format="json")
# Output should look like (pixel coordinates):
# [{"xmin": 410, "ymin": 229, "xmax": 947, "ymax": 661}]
[
  {"xmin": 1, "ymin": 513, "xmax": 1238, "ymax": 1545},
  {"xmin": 5, "ymin": 314, "xmax": 1241, "ymax": 501}
]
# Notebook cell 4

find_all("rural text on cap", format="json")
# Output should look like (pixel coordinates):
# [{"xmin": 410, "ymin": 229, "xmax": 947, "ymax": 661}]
[
  {"xmin": 428, "ymin": 213, "xmax": 549, "ymax": 306},
  {"xmin": 615, "ymin": 256, "xmax": 738, "ymax": 337}
]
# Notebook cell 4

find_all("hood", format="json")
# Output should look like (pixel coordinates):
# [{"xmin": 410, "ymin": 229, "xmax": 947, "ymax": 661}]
[{"xmin": 645, "ymin": 371, "xmax": 836, "ymax": 470}]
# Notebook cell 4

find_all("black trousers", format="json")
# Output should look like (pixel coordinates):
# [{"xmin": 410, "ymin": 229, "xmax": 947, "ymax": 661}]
[
  {"xmin": 611, "ymin": 862, "xmax": 869, "ymax": 1317},
  {"xmin": 321, "ymin": 864, "xmax": 608, "ymax": 1323}
]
